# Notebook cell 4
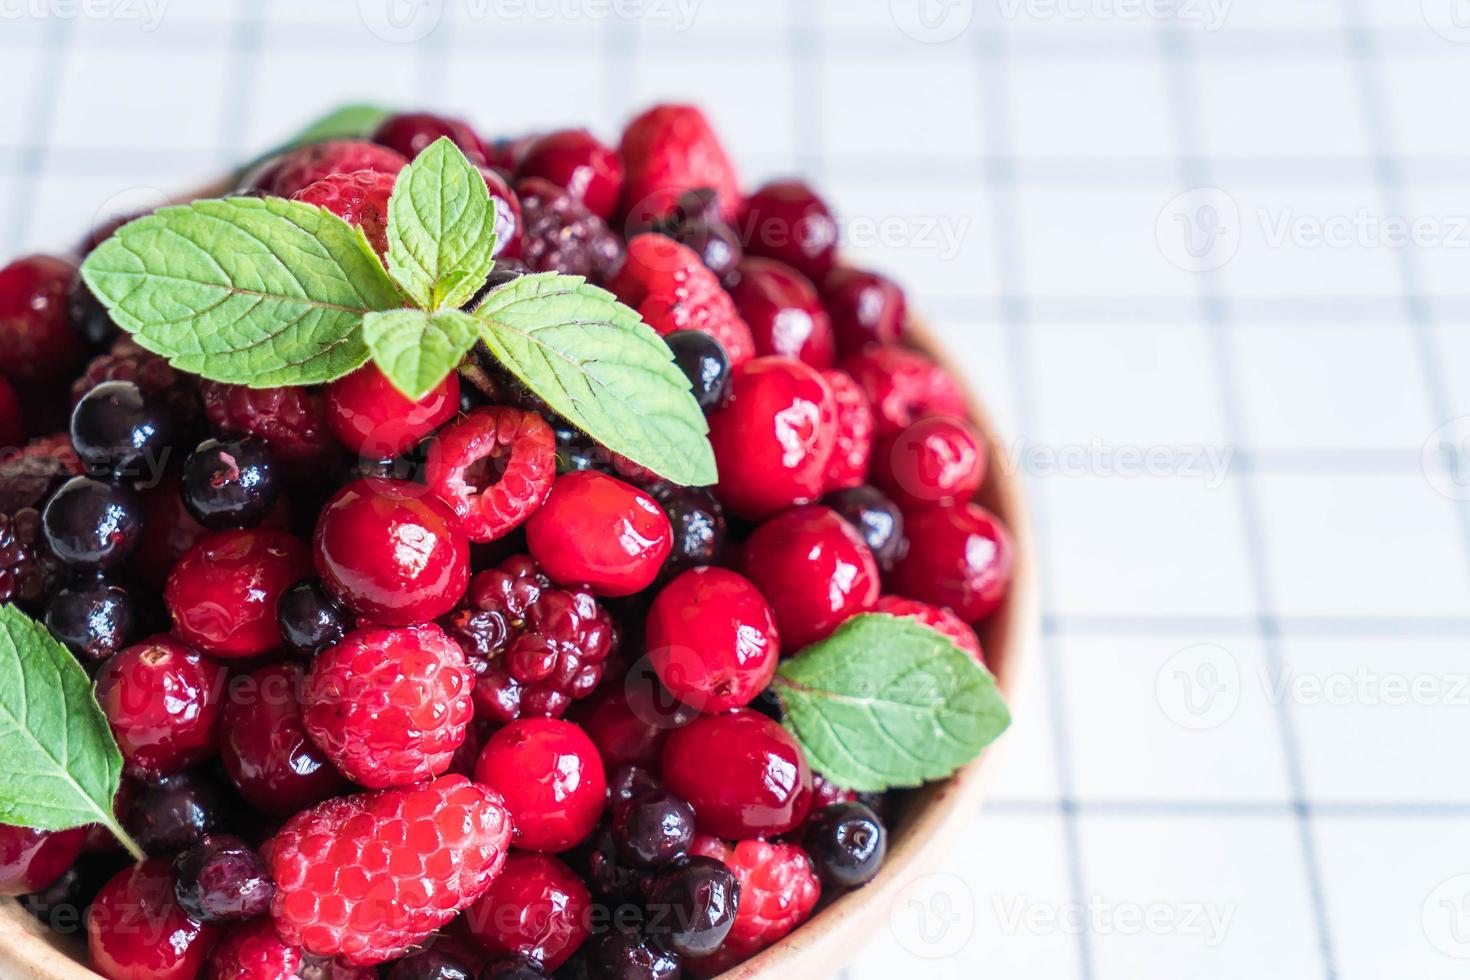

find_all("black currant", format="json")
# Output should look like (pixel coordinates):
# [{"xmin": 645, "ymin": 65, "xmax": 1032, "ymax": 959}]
[
  {"xmin": 44, "ymin": 580, "xmax": 135, "ymax": 661},
  {"xmin": 181, "ymin": 437, "xmax": 280, "ymax": 529},
  {"xmin": 612, "ymin": 790, "xmax": 695, "ymax": 870},
  {"xmin": 801, "ymin": 801, "xmax": 886, "ymax": 889},
  {"xmin": 664, "ymin": 329, "xmax": 732, "ymax": 412},
  {"xmin": 40, "ymin": 476, "xmax": 143, "ymax": 571},
  {"xmin": 276, "ymin": 578, "xmax": 353, "ymax": 656},
  {"xmin": 70, "ymin": 379, "xmax": 173, "ymax": 479},
  {"xmin": 643, "ymin": 855, "xmax": 740, "ymax": 958},
  {"xmin": 823, "ymin": 485, "xmax": 904, "ymax": 572}
]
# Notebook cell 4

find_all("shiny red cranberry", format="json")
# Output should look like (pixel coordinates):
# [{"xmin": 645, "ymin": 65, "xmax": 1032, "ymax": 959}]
[
  {"xmin": 646, "ymin": 567, "xmax": 779, "ymax": 714},
  {"xmin": 0, "ymin": 255, "xmax": 84, "ymax": 385},
  {"xmin": 325, "ymin": 364, "xmax": 459, "ymax": 459},
  {"xmin": 373, "ymin": 111, "xmax": 488, "ymax": 163},
  {"xmin": 463, "ymin": 851, "xmax": 591, "ymax": 971},
  {"xmin": 313, "ymin": 478, "xmax": 470, "ymax": 625},
  {"xmin": 727, "ymin": 258, "xmax": 835, "ymax": 369},
  {"xmin": 706, "ymin": 356, "xmax": 837, "ymax": 520},
  {"xmin": 821, "ymin": 267, "xmax": 907, "ymax": 355},
  {"xmin": 166, "ymin": 529, "xmax": 312, "ymax": 657},
  {"xmin": 662, "ymin": 709, "xmax": 812, "ymax": 839},
  {"xmin": 572, "ymin": 674, "xmax": 695, "ymax": 771},
  {"xmin": 525, "ymin": 471, "xmax": 672, "ymax": 597},
  {"xmin": 95, "ymin": 635, "xmax": 226, "ymax": 778},
  {"xmin": 873, "ymin": 415, "xmax": 986, "ymax": 510},
  {"xmin": 220, "ymin": 662, "xmax": 349, "ymax": 816},
  {"xmin": 88, "ymin": 859, "xmax": 223, "ymax": 980},
  {"xmin": 479, "ymin": 166, "xmax": 525, "ymax": 259},
  {"xmin": 475, "ymin": 718, "xmax": 607, "ymax": 853},
  {"xmin": 0, "ymin": 824, "xmax": 86, "ymax": 896},
  {"xmin": 842, "ymin": 346, "xmax": 965, "ymax": 438},
  {"xmin": 739, "ymin": 180, "xmax": 838, "ymax": 283},
  {"xmin": 516, "ymin": 129, "xmax": 624, "ymax": 221},
  {"xmin": 743, "ymin": 505, "xmax": 879, "ymax": 650},
  {"xmin": 892, "ymin": 503, "xmax": 1014, "ymax": 622}
]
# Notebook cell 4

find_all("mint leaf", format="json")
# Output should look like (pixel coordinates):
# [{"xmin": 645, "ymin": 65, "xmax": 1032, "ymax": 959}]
[
  {"xmin": 474, "ymin": 272, "xmax": 717, "ymax": 487},
  {"xmin": 0, "ymin": 605, "xmax": 143, "ymax": 861},
  {"xmin": 386, "ymin": 137, "xmax": 497, "ymax": 310},
  {"xmin": 283, "ymin": 103, "xmax": 393, "ymax": 149},
  {"xmin": 773, "ymin": 613, "xmax": 1010, "ymax": 792},
  {"xmin": 363, "ymin": 308, "xmax": 479, "ymax": 401},
  {"xmin": 80, "ymin": 197, "xmax": 405, "ymax": 388}
]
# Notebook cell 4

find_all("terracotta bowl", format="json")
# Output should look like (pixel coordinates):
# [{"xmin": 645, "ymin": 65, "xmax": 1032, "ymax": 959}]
[{"xmin": 0, "ymin": 319, "xmax": 1037, "ymax": 980}]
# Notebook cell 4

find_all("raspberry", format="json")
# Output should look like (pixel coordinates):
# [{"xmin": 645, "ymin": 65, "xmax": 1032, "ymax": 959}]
[
  {"xmin": 841, "ymin": 346, "xmax": 966, "ymax": 438},
  {"xmin": 515, "ymin": 128, "xmax": 624, "ymax": 220},
  {"xmin": 738, "ymin": 180, "xmax": 838, "ymax": 283},
  {"xmin": 619, "ymin": 104, "xmax": 741, "ymax": 225},
  {"xmin": 440, "ymin": 554, "xmax": 615, "ymax": 723},
  {"xmin": 325, "ymin": 363, "xmax": 460, "ymax": 459},
  {"xmin": 302, "ymin": 624, "xmax": 474, "ymax": 789},
  {"xmin": 822, "ymin": 368, "xmax": 874, "ymax": 493},
  {"xmin": 294, "ymin": 170, "xmax": 397, "ymax": 257},
  {"xmin": 0, "ymin": 433, "xmax": 81, "ymax": 514},
  {"xmin": 727, "ymin": 257, "xmax": 835, "ymax": 369},
  {"xmin": 71, "ymin": 336, "xmax": 202, "ymax": 435},
  {"xmin": 612, "ymin": 234, "xmax": 755, "ymax": 367},
  {"xmin": 263, "ymin": 775, "xmax": 512, "ymax": 965},
  {"xmin": 873, "ymin": 595, "xmax": 984, "ymax": 664},
  {"xmin": 200, "ymin": 380, "xmax": 336, "ymax": 467},
  {"xmin": 208, "ymin": 918, "xmax": 304, "ymax": 980},
  {"xmin": 687, "ymin": 836, "xmax": 820, "ymax": 972},
  {"xmin": 89, "ymin": 858, "xmax": 225, "ymax": 980},
  {"xmin": 516, "ymin": 177, "xmax": 626, "ymax": 285},
  {"xmin": 526, "ymin": 471, "xmax": 673, "ymax": 597},
  {"xmin": 260, "ymin": 139, "xmax": 407, "ymax": 198},
  {"xmin": 0, "ymin": 254, "xmax": 84, "ymax": 385},
  {"xmin": 873, "ymin": 414, "xmax": 986, "ymax": 510},
  {"xmin": 0, "ymin": 508, "xmax": 65, "ymax": 611},
  {"xmin": 424, "ymin": 407, "xmax": 556, "ymax": 543}
]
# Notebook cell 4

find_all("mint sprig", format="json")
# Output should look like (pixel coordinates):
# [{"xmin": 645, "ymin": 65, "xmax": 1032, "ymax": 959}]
[
  {"xmin": 773, "ymin": 613, "xmax": 1011, "ymax": 792},
  {"xmin": 79, "ymin": 130, "xmax": 717, "ymax": 488},
  {"xmin": 0, "ymin": 605, "xmax": 144, "ymax": 861}
]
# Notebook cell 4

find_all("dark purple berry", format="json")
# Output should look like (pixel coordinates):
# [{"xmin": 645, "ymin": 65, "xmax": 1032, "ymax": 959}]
[
  {"xmin": 172, "ymin": 833, "xmax": 274, "ymax": 922},
  {"xmin": 69, "ymin": 379, "xmax": 173, "ymax": 479},
  {"xmin": 384, "ymin": 948, "xmax": 473, "ymax": 980},
  {"xmin": 181, "ymin": 438, "xmax": 280, "ymax": 530},
  {"xmin": 123, "ymin": 773, "xmax": 223, "ymax": 855},
  {"xmin": 40, "ymin": 476, "xmax": 143, "ymax": 571},
  {"xmin": 578, "ymin": 823, "xmax": 648, "ymax": 903},
  {"xmin": 479, "ymin": 956, "xmax": 546, "ymax": 980},
  {"xmin": 652, "ymin": 188, "xmax": 743, "ymax": 283},
  {"xmin": 650, "ymin": 484, "xmax": 724, "ymax": 576},
  {"xmin": 824, "ymin": 485, "xmax": 904, "ymax": 573},
  {"xmin": 0, "ymin": 508, "xmax": 65, "ymax": 611},
  {"xmin": 67, "ymin": 277, "xmax": 118, "ymax": 348},
  {"xmin": 608, "ymin": 764, "xmax": 661, "ymax": 806},
  {"xmin": 277, "ymin": 578, "xmax": 353, "ymax": 656},
  {"xmin": 580, "ymin": 929, "xmax": 680, "ymax": 980},
  {"xmin": 612, "ymin": 791, "xmax": 695, "ymax": 870},
  {"xmin": 643, "ymin": 855, "xmax": 740, "ymax": 957},
  {"xmin": 44, "ymin": 580, "xmax": 135, "ymax": 661},
  {"xmin": 802, "ymin": 801, "xmax": 886, "ymax": 888},
  {"xmin": 664, "ymin": 329, "xmax": 731, "ymax": 412}
]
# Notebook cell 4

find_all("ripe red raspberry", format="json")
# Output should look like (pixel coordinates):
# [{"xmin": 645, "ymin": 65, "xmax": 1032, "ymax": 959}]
[
  {"xmin": 325, "ymin": 364, "xmax": 460, "ymax": 459},
  {"xmin": 260, "ymin": 140, "xmax": 407, "ymax": 198},
  {"xmin": 646, "ymin": 567, "xmax": 780, "ymax": 714},
  {"xmin": 688, "ymin": 836, "xmax": 820, "ymax": 973},
  {"xmin": 892, "ymin": 503, "xmax": 1014, "ymax": 623},
  {"xmin": 440, "ymin": 554, "xmax": 615, "ymax": 723},
  {"xmin": 662, "ymin": 709, "xmax": 813, "ymax": 840},
  {"xmin": 516, "ymin": 177, "xmax": 626, "ymax": 285},
  {"xmin": 619, "ymin": 104, "xmax": 741, "ymax": 225},
  {"xmin": 221, "ymin": 662, "xmax": 349, "ymax": 816},
  {"xmin": 372, "ymin": 111, "xmax": 488, "ymax": 164},
  {"xmin": 95, "ymin": 634, "xmax": 226, "ymax": 779},
  {"xmin": 743, "ymin": 505, "xmax": 880, "ymax": 650},
  {"xmin": 166, "ymin": 529, "xmax": 312, "ymax": 657},
  {"xmin": 264, "ymin": 775, "xmax": 512, "ymax": 965},
  {"xmin": 293, "ymin": 170, "xmax": 397, "ymax": 257},
  {"xmin": 89, "ymin": 858, "xmax": 225, "ymax": 980},
  {"xmin": 515, "ymin": 128, "xmax": 624, "ymax": 220},
  {"xmin": 821, "ymin": 267, "xmax": 907, "ymax": 356},
  {"xmin": 208, "ymin": 918, "xmax": 304, "ymax": 980},
  {"xmin": 612, "ymin": 234, "xmax": 755, "ymax": 367},
  {"xmin": 842, "ymin": 345, "xmax": 966, "ymax": 438},
  {"xmin": 462, "ymin": 851, "xmax": 592, "ymax": 971},
  {"xmin": 424, "ymin": 407, "xmax": 556, "ymax": 542},
  {"xmin": 739, "ymin": 181, "xmax": 839, "ymax": 283},
  {"xmin": 200, "ymin": 380, "xmax": 336, "ymax": 467},
  {"xmin": 873, "ymin": 595, "xmax": 984, "ymax": 663},
  {"xmin": 0, "ymin": 254, "xmax": 84, "ymax": 386},
  {"xmin": 302, "ymin": 624, "xmax": 474, "ymax": 789},
  {"xmin": 71, "ymin": 337, "xmax": 202, "ymax": 434},
  {"xmin": 0, "ymin": 433, "xmax": 81, "ymax": 514},
  {"xmin": 474, "ymin": 718, "xmax": 607, "ymax": 853},
  {"xmin": 0, "ymin": 823, "xmax": 86, "ymax": 895},
  {"xmin": 873, "ymin": 414, "xmax": 986, "ymax": 510},
  {"xmin": 822, "ymin": 368, "xmax": 874, "ymax": 493},
  {"xmin": 727, "ymin": 257, "xmax": 835, "ymax": 369},
  {"xmin": 526, "ymin": 471, "xmax": 673, "ymax": 597}
]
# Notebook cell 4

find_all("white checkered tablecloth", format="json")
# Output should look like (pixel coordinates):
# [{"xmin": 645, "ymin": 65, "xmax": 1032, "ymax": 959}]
[{"xmin": 5, "ymin": 2, "xmax": 1470, "ymax": 977}]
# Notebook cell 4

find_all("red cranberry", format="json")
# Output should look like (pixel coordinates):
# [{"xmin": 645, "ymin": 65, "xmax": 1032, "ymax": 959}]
[
  {"xmin": 842, "ymin": 346, "xmax": 965, "ymax": 438},
  {"xmin": 525, "ymin": 471, "xmax": 672, "ymax": 597},
  {"xmin": 646, "ymin": 567, "xmax": 779, "ymax": 714},
  {"xmin": 573, "ymin": 674, "xmax": 694, "ymax": 771},
  {"xmin": 0, "ymin": 255, "xmax": 84, "ymax": 385},
  {"xmin": 743, "ymin": 505, "xmax": 880, "ymax": 650},
  {"xmin": 475, "ymin": 718, "xmax": 607, "ymax": 853},
  {"xmin": 88, "ymin": 858, "xmax": 223, "ymax": 980},
  {"xmin": 821, "ymin": 267, "xmax": 907, "ymax": 355},
  {"xmin": 479, "ymin": 166, "xmax": 525, "ymax": 259},
  {"xmin": 873, "ymin": 415, "xmax": 987, "ymax": 510},
  {"xmin": 0, "ymin": 823, "xmax": 86, "ymax": 896},
  {"xmin": 463, "ymin": 852, "xmax": 591, "ymax": 971},
  {"xmin": 739, "ymin": 181, "xmax": 838, "ymax": 282},
  {"xmin": 325, "ymin": 364, "xmax": 459, "ymax": 459},
  {"xmin": 313, "ymin": 478, "xmax": 470, "ymax": 625},
  {"xmin": 515, "ymin": 129, "xmax": 624, "ymax": 221},
  {"xmin": 661, "ymin": 708, "xmax": 812, "ymax": 839},
  {"xmin": 706, "ymin": 356, "xmax": 837, "ymax": 520},
  {"xmin": 165, "ymin": 529, "xmax": 312, "ymax": 657},
  {"xmin": 892, "ymin": 503, "xmax": 1014, "ymax": 622},
  {"xmin": 126, "ymin": 466, "xmax": 212, "ymax": 591},
  {"xmin": 373, "ymin": 111, "xmax": 488, "ymax": 163},
  {"xmin": 95, "ymin": 635, "xmax": 226, "ymax": 778},
  {"xmin": 220, "ymin": 662, "xmax": 349, "ymax": 816},
  {"xmin": 727, "ymin": 258, "xmax": 835, "ymax": 369}
]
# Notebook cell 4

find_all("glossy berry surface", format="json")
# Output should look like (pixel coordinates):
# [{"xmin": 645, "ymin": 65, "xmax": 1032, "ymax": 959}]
[
  {"xmin": 172, "ymin": 833, "xmax": 274, "ymax": 922},
  {"xmin": 728, "ymin": 257, "xmax": 835, "ymax": 369},
  {"xmin": 166, "ymin": 529, "xmax": 312, "ymax": 657},
  {"xmin": 41, "ymin": 475, "xmax": 143, "ymax": 571},
  {"xmin": 822, "ymin": 368, "xmax": 875, "ymax": 493},
  {"xmin": 0, "ymin": 376, "xmax": 20, "ymax": 449},
  {"xmin": 739, "ymin": 180, "xmax": 839, "ymax": 282},
  {"xmin": 182, "ymin": 437, "xmax": 281, "ymax": 529},
  {"xmin": 480, "ymin": 956, "xmax": 547, "ymax": 980},
  {"xmin": 892, "ymin": 503, "xmax": 1014, "ymax": 622},
  {"xmin": 573, "ymin": 679, "xmax": 695, "ymax": 772},
  {"xmin": 293, "ymin": 170, "xmax": 397, "ymax": 257},
  {"xmin": 264, "ymin": 776, "xmax": 512, "ymax": 965},
  {"xmin": 261, "ymin": 139, "xmax": 407, "ymax": 198},
  {"xmin": 123, "ymin": 772, "xmax": 225, "ymax": 854},
  {"xmin": 643, "ymin": 855, "xmax": 740, "ymax": 957},
  {"xmin": 874, "ymin": 594, "xmax": 984, "ymax": 663},
  {"xmin": 313, "ymin": 478, "xmax": 470, "ymax": 626},
  {"xmin": 648, "ymin": 187, "xmax": 744, "ymax": 283},
  {"xmin": 662, "ymin": 708, "xmax": 812, "ymax": 840},
  {"xmin": 526, "ymin": 471, "xmax": 672, "ymax": 597},
  {"xmin": 516, "ymin": 128, "xmax": 623, "ymax": 220},
  {"xmin": 326, "ymin": 364, "xmax": 459, "ymax": 459},
  {"xmin": 688, "ymin": 836, "xmax": 820, "ymax": 972},
  {"xmin": 277, "ymin": 578, "xmax": 354, "ymax": 656},
  {"xmin": 373, "ymin": 112, "xmax": 488, "ymax": 163},
  {"xmin": 385, "ymin": 950, "xmax": 474, "ymax": 980},
  {"xmin": 578, "ymin": 930, "xmax": 681, "ymax": 980},
  {"xmin": 516, "ymin": 177, "xmax": 626, "ymax": 284},
  {"xmin": 842, "ymin": 345, "xmax": 966, "ymax": 438},
  {"xmin": 824, "ymin": 484, "xmax": 905, "ymax": 573},
  {"xmin": 44, "ymin": 580, "xmax": 134, "ymax": 661},
  {"xmin": 0, "ymin": 254, "xmax": 83, "ymax": 385},
  {"xmin": 474, "ymin": 718, "xmax": 607, "ymax": 853},
  {"xmin": 478, "ymin": 166, "xmax": 525, "ymax": 259},
  {"xmin": 303, "ymin": 624, "xmax": 474, "ymax": 789},
  {"xmin": 821, "ymin": 267, "xmax": 907, "ymax": 355},
  {"xmin": 424, "ymin": 406, "xmax": 556, "ymax": 543},
  {"xmin": 611, "ymin": 790, "xmax": 696, "ymax": 869},
  {"xmin": 650, "ymin": 483, "xmax": 726, "ymax": 577},
  {"xmin": 742, "ymin": 505, "xmax": 880, "ymax": 650},
  {"xmin": 200, "ymin": 381, "xmax": 335, "ymax": 467},
  {"xmin": 646, "ymin": 567, "xmax": 779, "ymax": 713},
  {"xmin": 220, "ymin": 662, "xmax": 349, "ymax": 816},
  {"xmin": 463, "ymin": 851, "xmax": 591, "ymax": 971},
  {"xmin": 612, "ymin": 234, "xmax": 755, "ymax": 368},
  {"xmin": 874, "ymin": 414, "xmax": 986, "ymax": 509},
  {"xmin": 207, "ymin": 918, "xmax": 305, "ymax": 980},
  {"xmin": 664, "ymin": 328, "xmax": 732, "ymax": 411},
  {"xmin": 619, "ymin": 103, "xmax": 741, "ymax": 225},
  {"xmin": 88, "ymin": 858, "xmax": 224, "ymax": 980},
  {"xmin": 801, "ymin": 802, "xmax": 886, "ymax": 889},
  {"xmin": 70, "ymin": 379, "xmax": 174, "ymax": 478},
  {"xmin": 95, "ymin": 634, "xmax": 225, "ymax": 778},
  {"xmin": 0, "ymin": 823, "xmax": 86, "ymax": 896}
]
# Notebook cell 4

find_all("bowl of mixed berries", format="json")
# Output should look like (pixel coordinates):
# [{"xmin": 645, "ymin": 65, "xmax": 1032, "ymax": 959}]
[{"xmin": 0, "ymin": 103, "xmax": 1032, "ymax": 980}]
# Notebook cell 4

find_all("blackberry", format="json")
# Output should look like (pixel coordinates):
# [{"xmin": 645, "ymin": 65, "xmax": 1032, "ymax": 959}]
[
  {"xmin": 0, "ymin": 508, "xmax": 65, "ymax": 610},
  {"xmin": 71, "ymin": 337, "xmax": 201, "ymax": 438},
  {"xmin": 516, "ymin": 177, "xmax": 626, "ymax": 285},
  {"xmin": 0, "ymin": 433, "xmax": 82, "ymax": 514},
  {"xmin": 440, "ymin": 554, "xmax": 615, "ymax": 723}
]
